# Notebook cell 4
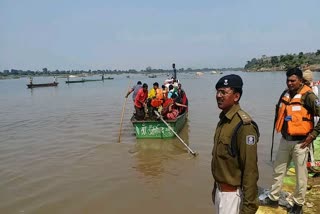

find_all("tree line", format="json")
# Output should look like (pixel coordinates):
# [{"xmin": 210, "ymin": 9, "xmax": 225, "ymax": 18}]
[
  {"xmin": 244, "ymin": 50, "xmax": 320, "ymax": 71},
  {"xmin": 0, "ymin": 66, "xmax": 243, "ymax": 78}
]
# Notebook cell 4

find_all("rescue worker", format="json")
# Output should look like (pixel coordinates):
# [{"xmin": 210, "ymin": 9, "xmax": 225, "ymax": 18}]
[
  {"xmin": 260, "ymin": 67, "xmax": 320, "ymax": 214},
  {"xmin": 134, "ymin": 83, "xmax": 148, "ymax": 120},
  {"xmin": 147, "ymin": 82, "xmax": 160, "ymax": 119},
  {"xmin": 177, "ymin": 83, "xmax": 188, "ymax": 114},
  {"xmin": 212, "ymin": 74, "xmax": 260, "ymax": 214},
  {"xmin": 161, "ymin": 84, "xmax": 168, "ymax": 100},
  {"xmin": 125, "ymin": 81, "xmax": 142, "ymax": 102}
]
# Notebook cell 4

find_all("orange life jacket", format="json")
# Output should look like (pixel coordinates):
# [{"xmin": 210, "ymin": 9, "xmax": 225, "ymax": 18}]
[
  {"xmin": 275, "ymin": 85, "xmax": 313, "ymax": 136},
  {"xmin": 151, "ymin": 99, "xmax": 162, "ymax": 107},
  {"xmin": 150, "ymin": 88, "xmax": 164, "ymax": 107},
  {"xmin": 155, "ymin": 88, "xmax": 163, "ymax": 100}
]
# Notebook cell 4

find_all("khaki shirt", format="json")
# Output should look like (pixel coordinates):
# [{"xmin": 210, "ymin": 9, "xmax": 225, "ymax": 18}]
[{"xmin": 211, "ymin": 104, "xmax": 259, "ymax": 214}]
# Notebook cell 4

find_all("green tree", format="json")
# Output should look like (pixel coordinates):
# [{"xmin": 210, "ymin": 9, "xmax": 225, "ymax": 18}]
[
  {"xmin": 298, "ymin": 52, "xmax": 304, "ymax": 58},
  {"xmin": 271, "ymin": 56, "xmax": 279, "ymax": 65},
  {"xmin": 146, "ymin": 66, "xmax": 152, "ymax": 71}
]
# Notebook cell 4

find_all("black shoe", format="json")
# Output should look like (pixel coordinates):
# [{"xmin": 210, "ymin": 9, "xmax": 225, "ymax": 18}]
[
  {"xmin": 288, "ymin": 204, "xmax": 303, "ymax": 214},
  {"xmin": 259, "ymin": 196, "xmax": 279, "ymax": 207}
]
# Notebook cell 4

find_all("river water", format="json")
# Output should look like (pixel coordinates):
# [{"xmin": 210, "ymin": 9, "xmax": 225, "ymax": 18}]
[{"xmin": 1, "ymin": 71, "xmax": 319, "ymax": 214}]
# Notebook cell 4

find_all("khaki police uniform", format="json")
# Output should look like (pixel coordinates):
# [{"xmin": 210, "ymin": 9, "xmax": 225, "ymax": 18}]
[
  {"xmin": 212, "ymin": 104, "xmax": 259, "ymax": 214},
  {"xmin": 269, "ymin": 85, "xmax": 320, "ymax": 206}
]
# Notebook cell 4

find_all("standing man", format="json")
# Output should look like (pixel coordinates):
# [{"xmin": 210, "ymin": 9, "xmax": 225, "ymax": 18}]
[
  {"xmin": 260, "ymin": 67, "xmax": 320, "ymax": 214},
  {"xmin": 147, "ymin": 82, "xmax": 159, "ymax": 118},
  {"xmin": 134, "ymin": 83, "xmax": 148, "ymax": 120},
  {"xmin": 212, "ymin": 74, "xmax": 260, "ymax": 214},
  {"xmin": 125, "ymin": 81, "xmax": 142, "ymax": 102}
]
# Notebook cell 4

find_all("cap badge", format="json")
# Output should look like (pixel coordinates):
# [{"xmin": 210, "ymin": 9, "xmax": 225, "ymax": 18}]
[{"xmin": 224, "ymin": 79, "xmax": 228, "ymax": 85}]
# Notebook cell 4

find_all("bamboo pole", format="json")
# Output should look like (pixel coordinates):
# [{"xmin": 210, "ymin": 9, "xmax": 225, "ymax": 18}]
[{"xmin": 118, "ymin": 80, "xmax": 131, "ymax": 143}]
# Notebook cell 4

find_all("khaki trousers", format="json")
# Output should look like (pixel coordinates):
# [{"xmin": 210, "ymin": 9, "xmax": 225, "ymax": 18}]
[{"xmin": 268, "ymin": 137, "xmax": 309, "ymax": 205}]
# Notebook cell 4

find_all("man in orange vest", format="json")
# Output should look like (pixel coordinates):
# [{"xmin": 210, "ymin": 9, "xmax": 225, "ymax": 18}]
[{"xmin": 260, "ymin": 67, "xmax": 320, "ymax": 214}]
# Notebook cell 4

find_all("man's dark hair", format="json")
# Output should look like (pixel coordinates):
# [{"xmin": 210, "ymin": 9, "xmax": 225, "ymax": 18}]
[
  {"xmin": 153, "ymin": 82, "xmax": 159, "ymax": 87},
  {"xmin": 137, "ymin": 81, "xmax": 142, "ymax": 85},
  {"xmin": 142, "ymin": 83, "xmax": 148, "ymax": 88},
  {"xmin": 233, "ymin": 88, "xmax": 243, "ymax": 98},
  {"xmin": 286, "ymin": 67, "xmax": 303, "ymax": 79}
]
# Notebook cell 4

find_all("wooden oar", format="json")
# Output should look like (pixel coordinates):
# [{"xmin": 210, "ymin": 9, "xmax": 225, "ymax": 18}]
[
  {"xmin": 154, "ymin": 110, "xmax": 197, "ymax": 156},
  {"xmin": 118, "ymin": 80, "xmax": 131, "ymax": 143}
]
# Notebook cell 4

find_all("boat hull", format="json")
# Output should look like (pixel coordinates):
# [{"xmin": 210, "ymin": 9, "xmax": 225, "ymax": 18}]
[
  {"xmin": 27, "ymin": 82, "xmax": 58, "ymax": 88},
  {"xmin": 83, "ymin": 79, "xmax": 103, "ymax": 82},
  {"xmin": 65, "ymin": 80, "xmax": 85, "ymax": 83},
  {"xmin": 131, "ymin": 112, "xmax": 187, "ymax": 139}
]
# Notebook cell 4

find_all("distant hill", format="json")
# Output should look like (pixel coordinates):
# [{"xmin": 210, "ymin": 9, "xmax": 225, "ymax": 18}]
[{"xmin": 244, "ymin": 50, "xmax": 320, "ymax": 72}]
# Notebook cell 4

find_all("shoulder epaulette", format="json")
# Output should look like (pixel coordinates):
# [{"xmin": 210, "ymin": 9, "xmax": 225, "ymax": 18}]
[
  {"xmin": 229, "ymin": 110, "xmax": 259, "ymax": 158},
  {"xmin": 237, "ymin": 109, "xmax": 252, "ymax": 125}
]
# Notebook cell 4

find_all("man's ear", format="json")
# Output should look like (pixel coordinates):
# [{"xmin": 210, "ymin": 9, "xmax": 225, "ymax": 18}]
[{"xmin": 233, "ymin": 92, "xmax": 240, "ymax": 102}]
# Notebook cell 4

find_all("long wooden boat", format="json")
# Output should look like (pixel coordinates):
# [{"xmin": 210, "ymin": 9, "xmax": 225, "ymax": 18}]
[
  {"xmin": 83, "ymin": 79, "xmax": 103, "ymax": 82},
  {"xmin": 27, "ymin": 82, "xmax": 58, "ymax": 88},
  {"xmin": 131, "ymin": 111, "xmax": 187, "ymax": 139},
  {"xmin": 65, "ymin": 79, "xmax": 85, "ymax": 83}
]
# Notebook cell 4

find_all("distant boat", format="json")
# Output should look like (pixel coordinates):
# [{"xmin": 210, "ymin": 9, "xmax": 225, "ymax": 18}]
[
  {"xmin": 148, "ymin": 74, "xmax": 157, "ymax": 78},
  {"xmin": 105, "ymin": 77, "xmax": 114, "ymax": 80},
  {"xmin": 78, "ymin": 73, "xmax": 88, "ymax": 77},
  {"xmin": 196, "ymin": 72, "xmax": 204, "ymax": 76},
  {"xmin": 66, "ymin": 75, "xmax": 108, "ymax": 83},
  {"xmin": 65, "ymin": 79, "xmax": 85, "ymax": 84},
  {"xmin": 83, "ymin": 79, "xmax": 104, "ymax": 82},
  {"xmin": 211, "ymin": 70, "xmax": 223, "ymax": 74},
  {"xmin": 27, "ymin": 82, "xmax": 58, "ymax": 89}
]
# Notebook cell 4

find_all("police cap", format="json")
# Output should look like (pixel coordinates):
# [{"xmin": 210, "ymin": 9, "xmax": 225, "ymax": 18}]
[{"xmin": 215, "ymin": 74, "xmax": 243, "ymax": 89}]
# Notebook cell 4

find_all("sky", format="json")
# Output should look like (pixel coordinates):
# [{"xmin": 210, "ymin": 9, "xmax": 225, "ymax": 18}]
[{"xmin": 0, "ymin": 0, "xmax": 320, "ymax": 71}]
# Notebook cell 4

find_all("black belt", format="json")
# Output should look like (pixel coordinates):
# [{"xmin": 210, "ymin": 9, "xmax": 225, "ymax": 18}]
[{"xmin": 283, "ymin": 134, "xmax": 306, "ymax": 141}]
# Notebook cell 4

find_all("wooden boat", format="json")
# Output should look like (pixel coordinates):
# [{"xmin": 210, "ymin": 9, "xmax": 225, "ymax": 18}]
[
  {"xmin": 27, "ymin": 82, "xmax": 58, "ymax": 88},
  {"xmin": 130, "ymin": 63, "xmax": 189, "ymax": 140},
  {"xmin": 131, "ymin": 111, "xmax": 188, "ymax": 139},
  {"xmin": 83, "ymin": 79, "xmax": 104, "ymax": 82},
  {"xmin": 65, "ymin": 79, "xmax": 85, "ymax": 83}
]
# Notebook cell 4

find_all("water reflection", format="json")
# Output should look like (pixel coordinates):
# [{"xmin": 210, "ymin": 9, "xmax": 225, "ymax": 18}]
[{"xmin": 132, "ymin": 121, "xmax": 190, "ymax": 178}]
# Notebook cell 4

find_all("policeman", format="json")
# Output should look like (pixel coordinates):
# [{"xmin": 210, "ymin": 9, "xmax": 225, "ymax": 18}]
[{"xmin": 212, "ymin": 74, "xmax": 260, "ymax": 214}]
